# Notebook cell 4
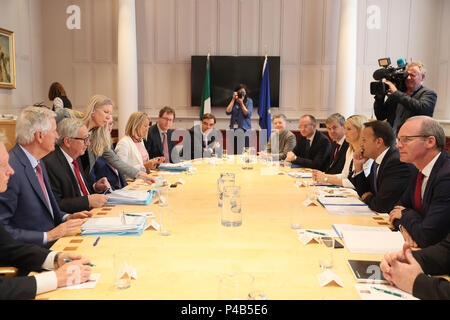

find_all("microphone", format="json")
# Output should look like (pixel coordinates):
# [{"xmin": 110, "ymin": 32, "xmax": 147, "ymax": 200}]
[
  {"xmin": 373, "ymin": 68, "xmax": 388, "ymax": 81},
  {"xmin": 397, "ymin": 58, "xmax": 406, "ymax": 68}
]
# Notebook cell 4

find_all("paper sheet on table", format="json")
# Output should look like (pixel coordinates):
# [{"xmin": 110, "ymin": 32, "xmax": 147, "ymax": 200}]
[
  {"xmin": 57, "ymin": 274, "xmax": 101, "ymax": 290},
  {"xmin": 343, "ymin": 230, "xmax": 404, "ymax": 254},
  {"xmin": 287, "ymin": 171, "xmax": 312, "ymax": 179},
  {"xmin": 325, "ymin": 205, "xmax": 376, "ymax": 216},
  {"xmin": 317, "ymin": 195, "xmax": 366, "ymax": 206},
  {"xmin": 355, "ymin": 284, "xmax": 418, "ymax": 300},
  {"xmin": 332, "ymin": 224, "xmax": 391, "ymax": 238}
]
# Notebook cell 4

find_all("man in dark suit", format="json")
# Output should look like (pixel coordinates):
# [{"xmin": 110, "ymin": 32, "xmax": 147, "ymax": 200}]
[
  {"xmin": 324, "ymin": 113, "xmax": 349, "ymax": 174},
  {"xmin": 144, "ymin": 106, "xmax": 177, "ymax": 163},
  {"xmin": 0, "ymin": 107, "xmax": 91, "ymax": 248},
  {"xmin": 43, "ymin": 118, "xmax": 110, "ymax": 213},
  {"xmin": 349, "ymin": 120, "xmax": 413, "ymax": 213},
  {"xmin": 381, "ymin": 234, "xmax": 450, "ymax": 300},
  {"xmin": 0, "ymin": 135, "xmax": 92, "ymax": 299},
  {"xmin": 183, "ymin": 113, "xmax": 222, "ymax": 160},
  {"xmin": 285, "ymin": 115, "xmax": 331, "ymax": 170},
  {"xmin": 89, "ymin": 156, "xmax": 127, "ymax": 190},
  {"xmin": 374, "ymin": 61, "xmax": 437, "ymax": 135},
  {"xmin": 389, "ymin": 116, "xmax": 450, "ymax": 248}
]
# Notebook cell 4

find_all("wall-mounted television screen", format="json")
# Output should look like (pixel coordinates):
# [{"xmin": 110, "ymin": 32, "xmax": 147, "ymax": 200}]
[{"xmin": 191, "ymin": 55, "xmax": 280, "ymax": 108}]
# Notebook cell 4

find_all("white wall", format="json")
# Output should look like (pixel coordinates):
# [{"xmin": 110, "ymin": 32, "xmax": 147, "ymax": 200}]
[
  {"xmin": 0, "ymin": 0, "xmax": 43, "ymax": 115},
  {"xmin": 1, "ymin": 0, "xmax": 449, "ymax": 131}
]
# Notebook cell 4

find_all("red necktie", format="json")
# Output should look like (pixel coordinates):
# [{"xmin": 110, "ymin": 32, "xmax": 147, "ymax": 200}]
[
  {"xmin": 35, "ymin": 163, "xmax": 51, "ymax": 207},
  {"xmin": 333, "ymin": 143, "xmax": 341, "ymax": 160},
  {"xmin": 414, "ymin": 172, "xmax": 424, "ymax": 212},
  {"xmin": 162, "ymin": 132, "xmax": 170, "ymax": 163},
  {"xmin": 72, "ymin": 159, "xmax": 89, "ymax": 196}
]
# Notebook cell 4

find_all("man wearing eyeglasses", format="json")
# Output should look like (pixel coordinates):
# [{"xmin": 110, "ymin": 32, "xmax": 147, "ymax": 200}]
[
  {"xmin": 0, "ymin": 107, "xmax": 92, "ymax": 248},
  {"xmin": 389, "ymin": 116, "xmax": 450, "ymax": 248},
  {"xmin": 144, "ymin": 106, "xmax": 177, "ymax": 163},
  {"xmin": 285, "ymin": 115, "xmax": 331, "ymax": 170},
  {"xmin": 42, "ymin": 118, "xmax": 111, "ymax": 213},
  {"xmin": 374, "ymin": 61, "xmax": 437, "ymax": 135}
]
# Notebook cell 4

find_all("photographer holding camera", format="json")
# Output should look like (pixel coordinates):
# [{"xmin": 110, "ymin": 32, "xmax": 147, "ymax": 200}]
[
  {"xmin": 226, "ymin": 83, "xmax": 254, "ymax": 153},
  {"xmin": 374, "ymin": 61, "xmax": 437, "ymax": 134}
]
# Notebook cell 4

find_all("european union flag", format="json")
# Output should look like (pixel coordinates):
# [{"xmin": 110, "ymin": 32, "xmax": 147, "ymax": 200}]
[{"xmin": 258, "ymin": 57, "xmax": 271, "ymax": 142}]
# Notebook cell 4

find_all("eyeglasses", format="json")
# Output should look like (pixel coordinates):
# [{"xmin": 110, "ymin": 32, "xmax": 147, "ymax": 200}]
[
  {"xmin": 396, "ymin": 135, "xmax": 429, "ymax": 145},
  {"xmin": 299, "ymin": 124, "xmax": 313, "ymax": 130},
  {"xmin": 160, "ymin": 117, "xmax": 174, "ymax": 122},
  {"xmin": 68, "ymin": 133, "xmax": 91, "ymax": 144}
]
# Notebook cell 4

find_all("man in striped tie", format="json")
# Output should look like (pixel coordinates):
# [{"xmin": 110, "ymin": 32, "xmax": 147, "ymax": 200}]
[
  {"xmin": 389, "ymin": 116, "xmax": 450, "ymax": 248},
  {"xmin": 43, "ymin": 118, "xmax": 111, "ymax": 213},
  {"xmin": 0, "ymin": 107, "xmax": 91, "ymax": 248}
]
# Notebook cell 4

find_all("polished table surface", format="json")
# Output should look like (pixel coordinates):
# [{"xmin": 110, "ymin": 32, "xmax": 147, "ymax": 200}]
[{"xmin": 36, "ymin": 157, "xmax": 392, "ymax": 300}]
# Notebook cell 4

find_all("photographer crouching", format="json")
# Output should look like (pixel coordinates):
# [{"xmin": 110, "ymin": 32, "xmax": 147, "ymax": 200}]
[{"xmin": 373, "ymin": 60, "xmax": 437, "ymax": 134}]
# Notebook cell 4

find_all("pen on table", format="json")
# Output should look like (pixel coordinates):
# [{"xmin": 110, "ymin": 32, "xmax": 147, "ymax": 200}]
[
  {"xmin": 124, "ymin": 213, "xmax": 142, "ymax": 217},
  {"xmin": 371, "ymin": 286, "xmax": 405, "ymax": 298},
  {"xmin": 93, "ymin": 236, "xmax": 100, "ymax": 246},
  {"xmin": 305, "ymin": 229, "xmax": 327, "ymax": 236},
  {"xmin": 64, "ymin": 259, "xmax": 95, "ymax": 267},
  {"xmin": 324, "ymin": 195, "xmax": 345, "ymax": 198}
]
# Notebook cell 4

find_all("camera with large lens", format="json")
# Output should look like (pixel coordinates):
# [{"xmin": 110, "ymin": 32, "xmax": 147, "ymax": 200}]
[
  {"xmin": 370, "ymin": 58, "xmax": 409, "ymax": 95},
  {"xmin": 237, "ymin": 91, "xmax": 244, "ymax": 99}
]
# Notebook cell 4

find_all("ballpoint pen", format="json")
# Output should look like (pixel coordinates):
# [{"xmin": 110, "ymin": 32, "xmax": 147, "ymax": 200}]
[
  {"xmin": 93, "ymin": 236, "xmax": 100, "ymax": 246},
  {"xmin": 305, "ymin": 229, "xmax": 327, "ymax": 236},
  {"xmin": 371, "ymin": 286, "xmax": 405, "ymax": 298},
  {"xmin": 64, "ymin": 259, "xmax": 95, "ymax": 267}
]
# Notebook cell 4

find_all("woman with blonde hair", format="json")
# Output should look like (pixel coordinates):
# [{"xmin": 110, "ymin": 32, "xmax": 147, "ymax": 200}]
[
  {"xmin": 312, "ymin": 115, "xmax": 373, "ymax": 188},
  {"xmin": 79, "ymin": 94, "xmax": 154, "ymax": 184},
  {"xmin": 115, "ymin": 112, "xmax": 163, "ymax": 177}
]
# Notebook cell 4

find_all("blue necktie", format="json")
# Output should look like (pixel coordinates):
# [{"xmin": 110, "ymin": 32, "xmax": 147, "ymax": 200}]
[{"xmin": 372, "ymin": 162, "xmax": 379, "ymax": 193}]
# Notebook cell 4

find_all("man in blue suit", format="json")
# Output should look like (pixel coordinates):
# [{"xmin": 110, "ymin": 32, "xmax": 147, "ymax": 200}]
[
  {"xmin": 0, "ymin": 107, "xmax": 91, "ymax": 248},
  {"xmin": 389, "ymin": 116, "xmax": 450, "ymax": 248}
]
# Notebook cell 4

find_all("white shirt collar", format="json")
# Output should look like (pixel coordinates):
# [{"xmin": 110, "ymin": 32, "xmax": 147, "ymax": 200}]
[
  {"xmin": 375, "ymin": 147, "xmax": 390, "ymax": 165},
  {"xmin": 421, "ymin": 152, "xmax": 441, "ymax": 178},
  {"xmin": 59, "ymin": 146, "xmax": 74, "ymax": 165},
  {"xmin": 336, "ymin": 136, "xmax": 346, "ymax": 146}
]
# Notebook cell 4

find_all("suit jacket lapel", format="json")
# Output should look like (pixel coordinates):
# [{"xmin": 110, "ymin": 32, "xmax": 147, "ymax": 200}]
[
  {"xmin": 14, "ymin": 146, "xmax": 53, "ymax": 216},
  {"xmin": 422, "ymin": 152, "xmax": 446, "ymax": 209},
  {"xmin": 55, "ymin": 146, "xmax": 82, "ymax": 197}
]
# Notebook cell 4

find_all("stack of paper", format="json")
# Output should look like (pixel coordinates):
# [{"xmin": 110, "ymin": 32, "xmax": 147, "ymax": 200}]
[
  {"xmin": 332, "ymin": 224, "xmax": 403, "ymax": 254},
  {"xmin": 158, "ymin": 162, "xmax": 192, "ymax": 171},
  {"xmin": 317, "ymin": 195, "xmax": 376, "ymax": 216},
  {"xmin": 107, "ymin": 190, "xmax": 155, "ymax": 205},
  {"xmin": 81, "ymin": 216, "xmax": 147, "ymax": 236},
  {"xmin": 287, "ymin": 171, "xmax": 312, "ymax": 179}
]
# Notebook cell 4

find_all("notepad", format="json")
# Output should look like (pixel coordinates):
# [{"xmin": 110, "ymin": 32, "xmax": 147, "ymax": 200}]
[
  {"xmin": 317, "ymin": 195, "xmax": 366, "ymax": 206},
  {"xmin": 332, "ymin": 224, "xmax": 391, "ymax": 238},
  {"xmin": 107, "ymin": 189, "xmax": 155, "ymax": 205},
  {"xmin": 158, "ymin": 162, "xmax": 192, "ymax": 171},
  {"xmin": 342, "ymin": 230, "xmax": 404, "ymax": 254},
  {"xmin": 81, "ymin": 216, "xmax": 147, "ymax": 236}
]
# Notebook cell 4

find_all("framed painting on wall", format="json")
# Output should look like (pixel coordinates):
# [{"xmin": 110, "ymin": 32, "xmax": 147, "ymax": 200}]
[{"xmin": 0, "ymin": 28, "xmax": 16, "ymax": 89}]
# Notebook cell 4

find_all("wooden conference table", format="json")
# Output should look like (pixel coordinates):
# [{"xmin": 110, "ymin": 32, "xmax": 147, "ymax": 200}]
[{"xmin": 36, "ymin": 156, "xmax": 392, "ymax": 300}]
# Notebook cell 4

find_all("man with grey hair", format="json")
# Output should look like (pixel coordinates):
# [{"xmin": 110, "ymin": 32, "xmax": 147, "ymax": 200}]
[
  {"xmin": 324, "ymin": 113, "xmax": 348, "ymax": 174},
  {"xmin": 42, "ymin": 118, "xmax": 110, "ymax": 213},
  {"xmin": 374, "ymin": 61, "xmax": 437, "ymax": 134},
  {"xmin": 0, "ymin": 133, "xmax": 92, "ymax": 299},
  {"xmin": 389, "ymin": 115, "xmax": 450, "ymax": 248},
  {"xmin": 0, "ymin": 107, "xmax": 91, "ymax": 248}
]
